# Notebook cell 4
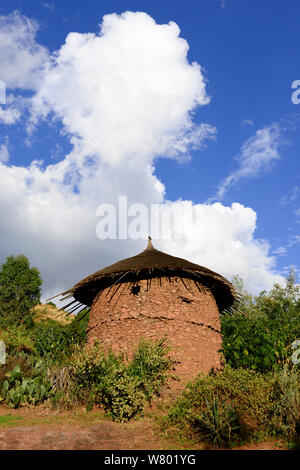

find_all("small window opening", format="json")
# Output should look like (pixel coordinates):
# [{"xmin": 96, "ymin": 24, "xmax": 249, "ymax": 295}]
[{"xmin": 131, "ymin": 285, "xmax": 141, "ymax": 295}]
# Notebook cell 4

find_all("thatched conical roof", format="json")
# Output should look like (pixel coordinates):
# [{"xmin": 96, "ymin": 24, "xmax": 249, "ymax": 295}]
[{"xmin": 57, "ymin": 238, "xmax": 236, "ymax": 312}]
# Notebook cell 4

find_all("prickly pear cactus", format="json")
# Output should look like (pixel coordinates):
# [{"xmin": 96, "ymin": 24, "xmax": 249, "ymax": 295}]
[{"xmin": 1, "ymin": 361, "xmax": 53, "ymax": 408}]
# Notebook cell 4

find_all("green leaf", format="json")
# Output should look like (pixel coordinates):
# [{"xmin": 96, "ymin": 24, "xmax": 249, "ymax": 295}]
[{"xmin": 2, "ymin": 380, "xmax": 9, "ymax": 393}]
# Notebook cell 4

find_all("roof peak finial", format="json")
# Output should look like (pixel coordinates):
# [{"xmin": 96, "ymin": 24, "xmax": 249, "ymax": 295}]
[{"xmin": 146, "ymin": 236, "xmax": 154, "ymax": 250}]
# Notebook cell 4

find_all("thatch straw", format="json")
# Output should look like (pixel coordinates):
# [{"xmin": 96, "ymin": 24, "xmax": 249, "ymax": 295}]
[{"xmin": 53, "ymin": 238, "xmax": 236, "ymax": 312}]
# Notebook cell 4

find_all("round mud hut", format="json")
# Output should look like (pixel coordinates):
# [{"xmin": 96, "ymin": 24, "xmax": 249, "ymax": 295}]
[{"xmin": 57, "ymin": 238, "xmax": 236, "ymax": 385}]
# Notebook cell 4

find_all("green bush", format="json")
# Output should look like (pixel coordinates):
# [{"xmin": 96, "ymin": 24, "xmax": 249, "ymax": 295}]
[
  {"xmin": 221, "ymin": 315, "xmax": 298, "ymax": 372},
  {"xmin": 271, "ymin": 365, "xmax": 300, "ymax": 440},
  {"xmin": 33, "ymin": 322, "xmax": 72, "ymax": 358},
  {"xmin": 166, "ymin": 366, "xmax": 273, "ymax": 432},
  {"xmin": 128, "ymin": 338, "xmax": 172, "ymax": 400},
  {"xmin": 99, "ymin": 366, "xmax": 146, "ymax": 421},
  {"xmin": 221, "ymin": 271, "xmax": 300, "ymax": 372},
  {"xmin": 32, "ymin": 309, "xmax": 89, "ymax": 362},
  {"xmin": 0, "ymin": 325, "xmax": 36, "ymax": 356},
  {"xmin": 163, "ymin": 365, "xmax": 300, "ymax": 446},
  {"xmin": 71, "ymin": 338, "xmax": 172, "ymax": 422}
]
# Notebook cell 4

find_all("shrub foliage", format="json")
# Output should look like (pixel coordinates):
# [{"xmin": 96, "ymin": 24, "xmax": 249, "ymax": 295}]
[
  {"xmin": 0, "ymin": 255, "xmax": 42, "ymax": 327},
  {"xmin": 221, "ymin": 271, "xmax": 300, "ymax": 372},
  {"xmin": 71, "ymin": 338, "xmax": 172, "ymax": 421},
  {"xmin": 164, "ymin": 365, "xmax": 300, "ymax": 447}
]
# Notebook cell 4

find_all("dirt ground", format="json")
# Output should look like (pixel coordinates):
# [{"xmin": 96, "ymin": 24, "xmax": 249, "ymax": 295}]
[{"xmin": 0, "ymin": 405, "xmax": 288, "ymax": 451}]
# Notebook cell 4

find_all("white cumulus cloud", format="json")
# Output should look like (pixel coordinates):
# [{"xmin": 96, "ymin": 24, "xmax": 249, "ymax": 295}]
[
  {"xmin": 155, "ymin": 201, "xmax": 283, "ymax": 293},
  {"xmin": 0, "ymin": 11, "xmax": 49, "ymax": 124},
  {"xmin": 0, "ymin": 11, "xmax": 285, "ymax": 301},
  {"xmin": 0, "ymin": 11, "xmax": 49, "ymax": 90},
  {"xmin": 30, "ymin": 11, "xmax": 215, "ymax": 166}
]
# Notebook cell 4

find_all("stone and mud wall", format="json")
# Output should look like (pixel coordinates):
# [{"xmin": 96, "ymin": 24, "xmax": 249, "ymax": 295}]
[{"xmin": 87, "ymin": 276, "xmax": 223, "ymax": 387}]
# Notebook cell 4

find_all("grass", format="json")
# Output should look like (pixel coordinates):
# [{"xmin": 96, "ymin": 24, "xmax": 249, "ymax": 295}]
[
  {"xmin": 0, "ymin": 415, "xmax": 23, "ymax": 426},
  {"xmin": 0, "ymin": 406, "xmax": 108, "ymax": 428}
]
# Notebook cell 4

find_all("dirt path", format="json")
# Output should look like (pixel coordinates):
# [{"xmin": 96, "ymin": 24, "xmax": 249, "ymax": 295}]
[
  {"xmin": 0, "ymin": 406, "xmax": 287, "ymax": 450},
  {"xmin": 0, "ymin": 406, "xmax": 186, "ymax": 450},
  {"xmin": 0, "ymin": 421, "xmax": 170, "ymax": 450}
]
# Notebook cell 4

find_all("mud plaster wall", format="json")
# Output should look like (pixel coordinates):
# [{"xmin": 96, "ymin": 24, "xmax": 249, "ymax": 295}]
[{"xmin": 87, "ymin": 276, "xmax": 223, "ymax": 386}]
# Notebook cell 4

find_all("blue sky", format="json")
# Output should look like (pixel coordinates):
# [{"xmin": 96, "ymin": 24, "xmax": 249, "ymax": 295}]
[{"xmin": 0, "ymin": 0, "xmax": 299, "ymax": 299}]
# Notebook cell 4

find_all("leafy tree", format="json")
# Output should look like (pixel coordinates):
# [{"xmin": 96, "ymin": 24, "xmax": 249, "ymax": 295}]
[
  {"xmin": 0, "ymin": 255, "xmax": 42, "ymax": 327},
  {"xmin": 221, "ymin": 270, "xmax": 300, "ymax": 372}
]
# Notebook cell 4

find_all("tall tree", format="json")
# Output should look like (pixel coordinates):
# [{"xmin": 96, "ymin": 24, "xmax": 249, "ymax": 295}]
[{"xmin": 0, "ymin": 255, "xmax": 42, "ymax": 327}]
